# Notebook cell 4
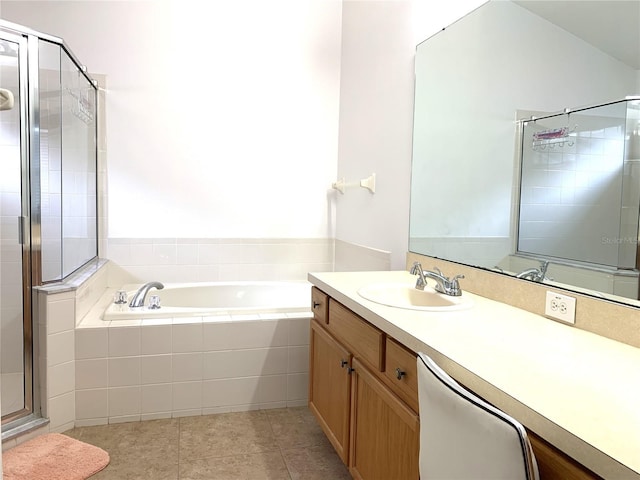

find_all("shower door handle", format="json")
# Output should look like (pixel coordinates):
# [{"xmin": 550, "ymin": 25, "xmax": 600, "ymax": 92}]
[{"xmin": 17, "ymin": 216, "xmax": 26, "ymax": 245}]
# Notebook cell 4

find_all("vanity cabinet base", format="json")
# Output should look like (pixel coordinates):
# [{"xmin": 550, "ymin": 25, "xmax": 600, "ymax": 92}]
[{"xmin": 309, "ymin": 287, "xmax": 604, "ymax": 480}]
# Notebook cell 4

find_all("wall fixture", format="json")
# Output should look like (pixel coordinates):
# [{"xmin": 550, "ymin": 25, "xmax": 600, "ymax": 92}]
[{"xmin": 332, "ymin": 173, "xmax": 376, "ymax": 194}]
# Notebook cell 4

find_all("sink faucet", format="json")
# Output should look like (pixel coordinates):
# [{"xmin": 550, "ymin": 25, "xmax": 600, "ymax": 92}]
[
  {"xmin": 129, "ymin": 281, "xmax": 164, "ymax": 308},
  {"xmin": 410, "ymin": 262, "xmax": 464, "ymax": 296},
  {"xmin": 516, "ymin": 260, "xmax": 550, "ymax": 282}
]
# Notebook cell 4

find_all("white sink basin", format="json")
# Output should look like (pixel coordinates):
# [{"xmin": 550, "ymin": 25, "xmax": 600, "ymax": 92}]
[{"xmin": 357, "ymin": 282, "xmax": 473, "ymax": 311}]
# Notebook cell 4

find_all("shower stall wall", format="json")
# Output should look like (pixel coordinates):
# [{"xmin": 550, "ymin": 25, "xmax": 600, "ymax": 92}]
[{"xmin": 0, "ymin": 19, "xmax": 98, "ymax": 428}]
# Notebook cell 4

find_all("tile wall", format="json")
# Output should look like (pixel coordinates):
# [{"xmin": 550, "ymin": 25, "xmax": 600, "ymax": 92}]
[
  {"xmin": 519, "ymin": 114, "xmax": 631, "ymax": 267},
  {"xmin": 74, "ymin": 314, "xmax": 311, "ymax": 426},
  {"xmin": 105, "ymin": 238, "xmax": 335, "ymax": 286}
]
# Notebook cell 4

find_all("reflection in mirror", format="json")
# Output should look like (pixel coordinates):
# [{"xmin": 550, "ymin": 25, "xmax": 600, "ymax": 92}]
[{"xmin": 409, "ymin": 0, "xmax": 640, "ymax": 305}]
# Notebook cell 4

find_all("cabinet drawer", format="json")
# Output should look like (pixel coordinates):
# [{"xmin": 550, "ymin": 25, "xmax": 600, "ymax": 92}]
[
  {"xmin": 311, "ymin": 287, "xmax": 329, "ymax": 324},
  {"xmin": 328, "ymin": 300, "xmax": 384, "ymax": 371},
  {"xmin": 384, "ymin": 337, "xmax": 418, "ymax": 412}
]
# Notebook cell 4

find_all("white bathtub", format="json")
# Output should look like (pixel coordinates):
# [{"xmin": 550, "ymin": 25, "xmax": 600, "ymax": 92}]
[{"xmin": 103, "ymin": 281, "xmax": 312, "ymax": 321}]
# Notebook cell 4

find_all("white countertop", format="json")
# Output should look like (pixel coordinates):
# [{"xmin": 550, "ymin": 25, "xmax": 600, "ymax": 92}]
[{"xmin": 309, "ymin": 270, "xmax": 640, "ymax": 480}]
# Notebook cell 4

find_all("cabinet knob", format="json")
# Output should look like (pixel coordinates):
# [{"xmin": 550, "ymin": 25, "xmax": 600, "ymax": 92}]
[
  {"xmin": 395, "ymin": 368, "xmax": 406, "ymax": 380},
  {"xmin": 313, "ymin": 301, "xmax": 321, "ymax": 309},
  {"xmin": 340, "ymin": 359, "xmax": 348, "ymax": 368}
]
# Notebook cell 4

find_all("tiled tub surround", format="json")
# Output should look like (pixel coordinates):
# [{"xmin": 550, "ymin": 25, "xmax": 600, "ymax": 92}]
[
  {"xmin": 75, "ymin": 312, "xmax": 312, "ymax": 426},
  {"xmin": 32, "ymin": 260, "xmax": 312, "ymax": 436}
]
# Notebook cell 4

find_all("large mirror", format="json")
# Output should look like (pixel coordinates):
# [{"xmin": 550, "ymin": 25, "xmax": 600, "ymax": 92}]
[{"xmin": 410, "ymin": 0, "xmax": 640, "ymax": 305}]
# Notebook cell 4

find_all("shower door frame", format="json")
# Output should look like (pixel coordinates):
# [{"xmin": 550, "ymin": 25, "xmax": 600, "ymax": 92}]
[{"xmin": 0, "ymin": 28, "xmax": 34, "ymax": 426}]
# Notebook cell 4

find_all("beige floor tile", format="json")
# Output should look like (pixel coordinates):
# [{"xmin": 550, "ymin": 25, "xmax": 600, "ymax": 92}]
[
  {"xmin": 62, "ymin": 407, "xmax": 345, "ymax": 480},
  {"xmin": 281, "ymin": 444, "xmax": 351, "ymax": 480},
  {"xmin": 265, "ymin": 407, "xmax": 330, "ymax": 450},
  {"xmin": 179, "ymin": 410, "xmax": 279, "ymax": 461},
  {"xmin": 179, "ymin": 451, "xmax": 291, "ymax": 480}
]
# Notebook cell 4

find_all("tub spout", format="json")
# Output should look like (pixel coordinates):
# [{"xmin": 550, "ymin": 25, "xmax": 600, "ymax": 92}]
[{"xmin": 129, "ymin": 281, "xmax": 164, "ymax": 308}]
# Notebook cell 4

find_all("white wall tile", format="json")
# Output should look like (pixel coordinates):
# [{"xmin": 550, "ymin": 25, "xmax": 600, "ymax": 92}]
[
  {"xmin": 109, "ymin": 357, "xmax": 141, "ymax": 387},
  {"xmin": 140, "ymin": 325, "xmax": 172, "ymax": 355},
  {"xmin": 76, "ymin": 358, "xmax": 108, "ymax": 389},
  {"xmin": 287, "ymin": 373, "xmax": 309, "ymax": 402},
  {"xmin": 76, "ymin": 388, "xmax": 108, "ymax": 419},
  {"xmin": 258, "ymin": 375, "xmax": 287, "ymax": 403},
  {"xmin": 48, "ymin": 330, "xmax": 75, "ymax": 367},
  {"xmin": 172, "ymin": 324, "xmax": 203, "ymax": 353},
  {"xmin": 202, "ymin": 319, "xmax": 287, "ymax": 351},
  {"xmin": 109, "ymin": 414, "xmax": 141, "ymax": 424},
  {"xmin": 48, "ymin": 361, "xmax": 75, "ymax": 398},
  {"xmin": 109, "ymin": 326, "xmax": 140, "ymax": 356},
  {"xmin": 172, "ymin": 381, "xmax": 202, "ymax": 411},
  {"xmin": 140, "ymin": 355, "xmax": 172, "ymax": 384},
  {"xmin": 141, "ymin": 384, "xmax": 172, "ymax": 414},
  {"xmin": 48, "ymin": 391, "xmax": 75, "ymax": 430},
  {"xmin": 108, "ymin": 386, "xmax": 141, "ymax": 417},
  {"xmin": 288, "ymin": 346, "xmax": 309, "ymax": 374},
  {"xmin": 202, "ymin": 377, "xmax": 260, "ymax": 408},
  {"xmin": 47, "ymin": 298, "xmax": 75, "ymax": 334},
  {"xmin": 75, "ymin": 327, "xmax": 108, "ymax": 360},
  {"xmin": 172, "ymin": 353, "xmax": 202, "ymax": 382},
  {"xmin": 202, "ymin": 348, "xmax": 288, "ymax": 380},
  {"xmin": 288, "ymin": 318, "xmax": 310, "ymax": 346}
]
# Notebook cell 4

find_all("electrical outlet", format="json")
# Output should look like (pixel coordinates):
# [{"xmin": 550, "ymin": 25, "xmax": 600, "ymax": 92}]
[{"xmin": 545, "ymin": 291, "xmax": 576, "ymax": 324}]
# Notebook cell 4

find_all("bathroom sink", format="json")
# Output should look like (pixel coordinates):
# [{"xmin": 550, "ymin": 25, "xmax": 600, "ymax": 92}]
[{"xmin": 357, "ymin": 282, "xmax": 472, "ymax": 311}]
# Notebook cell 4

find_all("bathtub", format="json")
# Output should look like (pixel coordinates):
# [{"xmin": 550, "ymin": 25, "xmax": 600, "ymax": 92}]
[
  {"xmin": 103, "ymin": 281, "xmax": 312, "ymax": 321},
  {"xmin": 74, "ymin": 278, "xmax": 313, "ymax": 424}
]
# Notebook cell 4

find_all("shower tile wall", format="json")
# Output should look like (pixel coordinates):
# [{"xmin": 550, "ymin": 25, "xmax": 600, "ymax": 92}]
[
  {"xmin": 105, "ymin": 237, "xmax": 334, "ymax": 285},
  {"xmin": 519, "ymin": 117, "xmax": 628, "ymax": 267}
]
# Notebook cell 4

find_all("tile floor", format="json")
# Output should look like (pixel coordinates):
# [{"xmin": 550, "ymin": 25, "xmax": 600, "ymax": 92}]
[{"xmin": 66, "ymin": 407, "xmax": 351, "ymax": 480}]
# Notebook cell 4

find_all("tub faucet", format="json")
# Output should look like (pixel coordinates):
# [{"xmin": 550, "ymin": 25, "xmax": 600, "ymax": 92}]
[
  {"xmin": 516, "ymin": 260, "xmax": 550, "ymax": 283},
  {"xmin": 129, "ymin": 281, "xmax": 164, "ymax": 308},
  {"xmin": 410, "ymin": 262, "xmax": 464, "ymax": 296}
]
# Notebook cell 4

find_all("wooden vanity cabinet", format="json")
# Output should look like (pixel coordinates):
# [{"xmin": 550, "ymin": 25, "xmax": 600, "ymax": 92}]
[
  {"xmin": 311, "ymin": 286, "xmax": 329, "ymax": 324},
  {"xmin": 309, "ymin": 319, "xmax": 352, "ymax": 463},
  {"xmin": 350, "ymin": 357, "xmax": 420, "ymax": 480},
  {"xmin": 309, "ymin": 287, "xmax": 605, "ymax": 480},
  {"xmin": 309, "ymin": 292, "xmax": 420, "ymax": 479}
]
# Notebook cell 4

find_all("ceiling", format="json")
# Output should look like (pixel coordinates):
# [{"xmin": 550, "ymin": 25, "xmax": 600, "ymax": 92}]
[{"xmin": 515, "ymin": 1, "xmax": 640, "ymax": 69}]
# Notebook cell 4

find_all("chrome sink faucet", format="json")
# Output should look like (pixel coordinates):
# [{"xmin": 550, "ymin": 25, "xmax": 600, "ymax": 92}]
[
  {"xmin": 516, "ymin": 260, "xmax": 550, "ymax": 283},
  {"xmin": 129, "ymin": 281, "xmax": 164, "ymax": 308},
  {"xmin": 410, "ymin": 262, "xmax": 465, "ymax": 296}
]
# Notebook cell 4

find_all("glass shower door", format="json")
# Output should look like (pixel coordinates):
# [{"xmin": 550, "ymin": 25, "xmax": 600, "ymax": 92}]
[{"xmin": 0, "ymin": 32, "xmax": 30, "ymax": 421}]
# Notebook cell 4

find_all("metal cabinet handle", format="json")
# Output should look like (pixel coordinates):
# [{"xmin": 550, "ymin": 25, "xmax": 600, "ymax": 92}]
[
  {"xmin": 340, "ymin": 359, "xmax": 348, "ymax": 368},
  {"xmin": 395, "ymin": 368, "xmax": 406, "ymax": 380},
  {"xmin": 313, "ymin": 301, "xmax": 321, "ymax": 309}
]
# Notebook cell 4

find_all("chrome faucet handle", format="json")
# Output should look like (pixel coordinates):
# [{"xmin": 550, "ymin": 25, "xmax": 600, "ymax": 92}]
[
  {"xmin": 410, "ymin": 262, "xmax": 427, "ymax": 290},
  {"xmin": 448, "ymin": 274, "xmax": 465, "ymax": 296}
]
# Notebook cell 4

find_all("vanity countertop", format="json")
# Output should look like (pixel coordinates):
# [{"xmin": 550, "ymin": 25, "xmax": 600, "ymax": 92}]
[{"xmin": 309, "ymin": 270, "xmax": 640, "ymax": 480}]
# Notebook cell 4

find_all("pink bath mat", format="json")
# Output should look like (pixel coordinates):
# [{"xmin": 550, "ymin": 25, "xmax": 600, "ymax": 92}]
[{"xmin": 3, "ymin": 432, "xmax": 110, "ymax": 480}]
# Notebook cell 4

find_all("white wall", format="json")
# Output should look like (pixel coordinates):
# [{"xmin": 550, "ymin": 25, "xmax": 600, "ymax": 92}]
[
  {"xmin": 1, "ymin": 0, "xmax": 493, "ymax": 273},
  {"xmin": 1, "ymin": 0, "xmax": 342, "ymax": 240},
  {"xmin": 334, "ymin": 0, "xmax": 486, "ymax": 269}
]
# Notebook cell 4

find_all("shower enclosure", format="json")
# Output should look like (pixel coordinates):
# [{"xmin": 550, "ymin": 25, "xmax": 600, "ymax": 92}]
[
  {"xmin": 0, "ymin": 19, "xmax": 98, "ymax": 429},
  {"xmin": 516, "ymin": 97, "xmax": 640, "ymax": 296}
]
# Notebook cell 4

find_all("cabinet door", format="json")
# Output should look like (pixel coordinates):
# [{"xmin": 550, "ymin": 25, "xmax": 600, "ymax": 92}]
[
  {"xmin": 309, "ymin": 320, "xmax": 352, "ymax": 464},
  {"xmin": 350, "ymin": 358, "xmax": 420, "ymax": 480}
]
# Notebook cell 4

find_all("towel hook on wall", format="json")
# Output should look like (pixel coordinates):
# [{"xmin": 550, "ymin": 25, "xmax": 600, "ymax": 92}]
[{"xmin": 331, "ymin": 173, "xmax": 376, "ymax": 194}]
